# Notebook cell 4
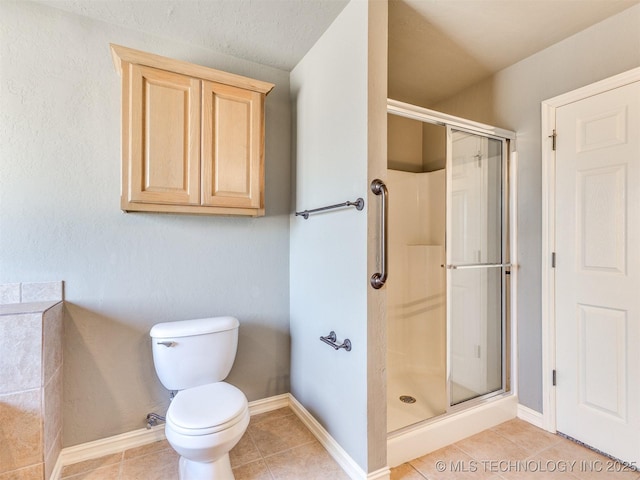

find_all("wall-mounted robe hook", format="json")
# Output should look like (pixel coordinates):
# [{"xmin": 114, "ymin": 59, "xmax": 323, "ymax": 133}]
[{"xmin": 320, "ymin": 331, "xmax": 352, "ymax": 351}]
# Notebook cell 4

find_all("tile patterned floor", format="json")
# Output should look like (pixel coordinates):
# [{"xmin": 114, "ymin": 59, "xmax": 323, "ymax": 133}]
[
  {"xmin": 391, "ymin": 418, "xmax": 640, "ymax": 480},
  {"xmin": 60, "ymin": 407, "xmax": 348, "ymax": 480},
  {"xmin": 60, "ymin": 410, "xmax": 639, "ymax": 480}
]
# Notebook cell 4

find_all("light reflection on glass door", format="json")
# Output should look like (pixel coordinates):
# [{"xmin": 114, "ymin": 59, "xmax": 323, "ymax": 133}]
[{"xmin": 446, "ymin": 128, "xmax": 506, "ymax": 406}]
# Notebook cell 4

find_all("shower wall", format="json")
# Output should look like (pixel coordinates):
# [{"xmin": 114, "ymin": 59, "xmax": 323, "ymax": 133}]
[{"xmin": 386, "ymin": 169, "xmax": 446, "ymax": 431}]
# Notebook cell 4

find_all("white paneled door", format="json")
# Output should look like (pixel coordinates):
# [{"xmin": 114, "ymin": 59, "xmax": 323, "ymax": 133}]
[{"xmin": 555, "ymin": 81, "xmax": 640, "ymax": 464}]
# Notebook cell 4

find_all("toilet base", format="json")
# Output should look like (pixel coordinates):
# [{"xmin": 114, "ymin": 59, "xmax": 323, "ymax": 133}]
[{"xmin": 179, "ymin": 453, "xmax": 234, "ymax": 480}]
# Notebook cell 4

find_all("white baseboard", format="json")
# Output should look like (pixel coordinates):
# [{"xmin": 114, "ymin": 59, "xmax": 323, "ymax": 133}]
[
  {"xmin": 517, "ymin": 404, "xmax": 544, "ymax": 429},
  {"xmin": 365, "ymin": 468, "xmax": 392, "ymax": 480},
  {"xmin": 288, "ymin": 394, "xmax": 390, "ymax": 480},
  {"xmin": 57, "ymin": 423, "xmax": 167, "ymax": 473},
  {"xmin": 53, "ymin": 393, "xmax": 389, "ymax": 480},
  {"xmin": 248, "ymin": 392, "xmax": 289, "ymax": 416}
]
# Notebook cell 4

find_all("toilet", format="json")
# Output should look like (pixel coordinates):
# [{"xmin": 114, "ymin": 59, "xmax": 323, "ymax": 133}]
[{"xmin": 150, "ymin": 316, "xmax": 249, "ymax": 479}]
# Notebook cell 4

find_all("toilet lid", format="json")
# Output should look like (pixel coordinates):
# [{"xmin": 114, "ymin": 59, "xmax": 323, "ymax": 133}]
[{"xmin": 167, "ymin": 382, "xmax": 248, "ymax": 435}]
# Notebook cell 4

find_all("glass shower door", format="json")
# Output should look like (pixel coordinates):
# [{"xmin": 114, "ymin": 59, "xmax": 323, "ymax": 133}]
[{"xmin": 446, "ymin": 127, "xmax": 507, "ymax": 406}]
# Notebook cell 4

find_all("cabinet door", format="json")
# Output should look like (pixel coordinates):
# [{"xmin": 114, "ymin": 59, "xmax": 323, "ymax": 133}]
[
  {"xmin": 128, "ymin": 64, "xmax": 201, "ymax": 205},
  {"xmin": 201, "ymin": 81, "xmax": 263, "ymax": 209}
]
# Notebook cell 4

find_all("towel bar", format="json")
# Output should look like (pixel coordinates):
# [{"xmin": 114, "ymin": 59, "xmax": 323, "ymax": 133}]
[{"xmin": 295, "ymin": 198, "xmax": 364, "ymax": 219}]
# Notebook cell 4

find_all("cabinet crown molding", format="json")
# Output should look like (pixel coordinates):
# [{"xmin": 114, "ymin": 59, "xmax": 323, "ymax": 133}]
[{"xmin": 110, "ymin": 43, "xmax": 275, "ymax": 95}]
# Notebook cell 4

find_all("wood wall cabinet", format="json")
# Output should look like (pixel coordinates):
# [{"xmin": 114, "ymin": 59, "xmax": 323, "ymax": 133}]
[{"xmin": 110, "ymin": 44, "xmax": 274, "ymax": 216}]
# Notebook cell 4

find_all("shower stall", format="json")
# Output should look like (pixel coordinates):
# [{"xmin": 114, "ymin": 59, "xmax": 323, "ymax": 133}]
[{"xmin": 385, "ymin": 100, "xmax": 516, "ymax": 458}]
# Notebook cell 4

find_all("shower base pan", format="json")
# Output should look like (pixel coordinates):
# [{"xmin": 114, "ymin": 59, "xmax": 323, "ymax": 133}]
[{"xmin": 387, "ymin": 393, "xmax": 518, "ymax": 467}]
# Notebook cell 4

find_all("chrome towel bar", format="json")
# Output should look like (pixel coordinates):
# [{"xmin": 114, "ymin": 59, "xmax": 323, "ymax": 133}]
[
  {"xmin": 320, "ymin": 331, "xmax": 352, "ymax": 351},
  {"xmin": 295, "ymin": 197, "xmax": 364, "ymax": 219},
  {"xmin": 444, "ymin": 263, "xmax": 512, "ymax": 270}
]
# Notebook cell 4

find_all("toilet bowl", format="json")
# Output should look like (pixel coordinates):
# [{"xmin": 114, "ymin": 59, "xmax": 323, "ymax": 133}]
[
  {"xmin": 150, "ymin": 317, "xmax": 247, "ymax": 480},
  {"xmin": 165, "ymin": 383, "xmax": 249, "ymax": 478}
]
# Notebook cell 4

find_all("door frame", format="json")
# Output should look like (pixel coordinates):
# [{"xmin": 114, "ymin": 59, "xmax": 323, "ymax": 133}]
[{"xmin": 541, "ymin": 66, "xmax": 640, "ymax": 433}]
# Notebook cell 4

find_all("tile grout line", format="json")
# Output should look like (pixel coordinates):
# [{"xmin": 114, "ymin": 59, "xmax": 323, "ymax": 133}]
[
  {"xmin": 446, "ymin": 436, "xmax": 525, "ymax": 479},
  {"xmin": 407, "ymin": 462, "xmax": 428, "ymax": 479},
  {"xmin": 522, "ymin": 434, "xmax": 566, "ymax": 462},
  {"xmin": 60, "ymin": 451, "xmax": 125, "ymax": 479},
  {"xmin": 250, "ymin": 417, "xmax": 320, "ymax": 475},
  {"xmin": 245, "ymin": 426, "xmax": 276, "ymax": 480},
  {"xmin": 490, "ymin": 423, "xmax": 565, "ymax": 460},
  {"xmin": 448, "ymin": 441, "xmax": 484, "ymax": 464},
  {"xmin": 118, "ymin": 450, "xmax": 124, "ymax": 480},
  {"xmin": 237, "ymin": 410, "xmax": 320, "ymax": 478},
  {"xmin": 260, "ymin": 439, "xmax": 318, "ymax": 460},
  {"xmin": 246, "ymin": 411, "xmax": 313, "ymax": 455},
  {"xmin": 234, "ymin": 422, "xmax": 275, "ymax": 480}
]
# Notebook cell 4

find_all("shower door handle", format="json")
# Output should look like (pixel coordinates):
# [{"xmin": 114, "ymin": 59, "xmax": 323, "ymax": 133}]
[
  {"xmin": 445, "ymin": 263, "xmax": 512, "ymax": 270},
  {"xmin": 370, "ymin": 179, "xmax": 388, "ymax": 289}
]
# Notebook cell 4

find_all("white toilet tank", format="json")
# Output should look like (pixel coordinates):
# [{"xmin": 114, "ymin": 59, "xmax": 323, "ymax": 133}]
[{"xmin": 150, "ymin": 316, "xmax": 239, "ymax": 391}]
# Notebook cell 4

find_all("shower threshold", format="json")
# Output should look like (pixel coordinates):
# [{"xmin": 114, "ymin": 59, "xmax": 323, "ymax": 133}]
[{"xmin": 387, "ymin": 392, "xmax": 517, "ymax": 467}]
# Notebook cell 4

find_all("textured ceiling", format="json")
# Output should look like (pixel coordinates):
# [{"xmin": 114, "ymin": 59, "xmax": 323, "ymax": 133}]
[
  {"xmin": 36, "ymin": 0, "xmax": 350, "ymax": 71},
  {"xmin": 390, "ymin": 0, "xmax": 640, "ymax": 106},
  {"xmin": 38, "ymin": 0, "xmax": 639, "ymax": 103}
]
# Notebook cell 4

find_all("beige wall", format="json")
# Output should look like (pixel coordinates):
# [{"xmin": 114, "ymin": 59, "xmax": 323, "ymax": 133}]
[
  {"xmin": 434, "ymin": 4, "xmax": 640, "ymax": 412},
  {"xmin": 422, "ymin": 123, "xmax": 446, "ymax": 172},
  {"xmin": 388, "ymin": 114, "xmax": 423, "ymax": 172},
  {"xmin": 388, "ymin": 115, "xmax": 446, "ymax": 172},
  {"xmin": 0, "ymin": 2, "xmax": 292, "ymax": 446}
]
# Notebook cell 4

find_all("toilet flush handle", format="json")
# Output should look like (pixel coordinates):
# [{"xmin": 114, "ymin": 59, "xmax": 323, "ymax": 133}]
[{"xmin": 157, "ymin": 341, "xmax": 176, "ymax": 347}]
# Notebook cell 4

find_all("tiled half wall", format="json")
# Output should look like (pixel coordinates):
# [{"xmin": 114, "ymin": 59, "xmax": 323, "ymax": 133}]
[{"xmin": 0, "ymin": 281, "xmax": 64, "ymax": 480}]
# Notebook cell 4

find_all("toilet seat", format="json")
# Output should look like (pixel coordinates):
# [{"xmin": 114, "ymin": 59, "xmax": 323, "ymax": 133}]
[{"xmin": 167, "ymin": 382, "xmax": 248, "ymax": 436}]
